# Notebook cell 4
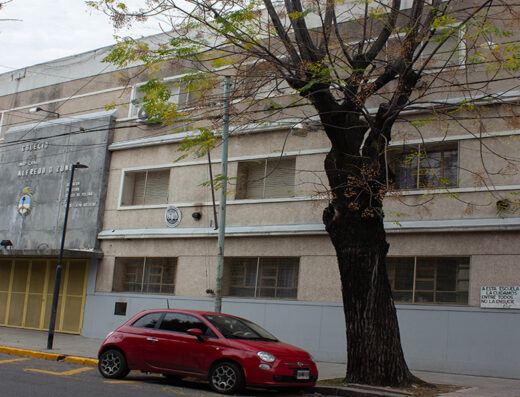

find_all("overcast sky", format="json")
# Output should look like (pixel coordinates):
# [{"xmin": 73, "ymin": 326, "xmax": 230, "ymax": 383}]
[{"xmin": 0, "ymin": 0, "xmax": 166, "ymax": 73}]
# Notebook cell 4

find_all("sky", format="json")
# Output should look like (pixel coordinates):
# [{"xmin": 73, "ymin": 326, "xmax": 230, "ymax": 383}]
[{"xmin": 0, "ymin": 0, "xmax": 167, "ymax": 73}]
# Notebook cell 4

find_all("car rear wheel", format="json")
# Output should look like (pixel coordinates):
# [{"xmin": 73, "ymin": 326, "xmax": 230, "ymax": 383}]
[
  {"xmin": 98, "ymin": 349, "xmax": 130, "ymax": 379},
  {"xmin": 209, "ymin": 361, "xmax": 244, "ymax": 394}
]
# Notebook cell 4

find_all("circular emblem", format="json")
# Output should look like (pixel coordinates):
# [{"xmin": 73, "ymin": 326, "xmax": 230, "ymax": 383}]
[
  {"xmin": 18, "ymin": 189, "xmax": 33, "ymax": 216},
  {"xmin": 165, "ymin": 206, "xmax": 182, "ymax": 228}
]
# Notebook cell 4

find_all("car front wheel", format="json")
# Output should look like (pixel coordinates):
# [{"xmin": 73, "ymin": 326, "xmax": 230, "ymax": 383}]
[
  {"xmin": 209, "ymin": 361, "xmax": 244, "ymax": 394},
  {"xmin": 98, "ymin": 349, "xmax": 130, "ymax": 379}
]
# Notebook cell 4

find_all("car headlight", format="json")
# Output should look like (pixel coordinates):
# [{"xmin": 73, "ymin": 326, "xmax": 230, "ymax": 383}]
[{"xmin": 257, "ymin": 351, "xmax": 275, "ymax": 363}]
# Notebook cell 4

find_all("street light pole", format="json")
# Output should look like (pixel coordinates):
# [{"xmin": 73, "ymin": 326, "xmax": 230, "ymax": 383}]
[
  {"xmin": 47, "ymin": 162, "xmax": 88, "ymax": 350},
  {"xmin": 214, "ymin": 76, "xmax": 231, "ymax": 313}
]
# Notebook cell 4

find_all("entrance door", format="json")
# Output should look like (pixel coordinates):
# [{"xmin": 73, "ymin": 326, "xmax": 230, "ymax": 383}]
[{"xmin": 0, "ymin": 258, "xmax": 88, "ymax": 334}]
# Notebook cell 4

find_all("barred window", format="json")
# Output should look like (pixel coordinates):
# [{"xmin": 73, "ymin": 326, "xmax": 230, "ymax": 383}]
[
  {"xmin": 390, "ymin": 144, "xmax": 458, "ymax": 190},
  {"xmin": 387, "ymin": 257, "xmax": 469, "ymax": 304},
  {"xmin": 113, "ymin": 257, "xmax": 177, "ymax": 294},
  {"xmin": 121, "ymin": 169, "xmax": 170, "ymax": 206},
  {"xmin": 235, "ymin": 158, "xmax": 296, "ymax": 199},
  {"xmin": 225, "ymin": 257, "xmax": 299, "ymax": 299}
]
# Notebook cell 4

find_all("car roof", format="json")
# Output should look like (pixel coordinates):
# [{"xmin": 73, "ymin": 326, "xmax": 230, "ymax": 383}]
[{"xmin": 136, "ymin": 308, "xmax": 237, "ymax": 317}]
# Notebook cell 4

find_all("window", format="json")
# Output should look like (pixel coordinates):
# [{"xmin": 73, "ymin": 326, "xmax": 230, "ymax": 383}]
[
  {"xmin": 235, "ymin": 158, "xmax": 296, "ymax": 199},
  {"xmin": 132, "ymin": 312, "xmax": 163, "ymax": 329},
  {"xmin": 387, "ymin": 257, "xmax": 469, "ymax": 304},
  {"xmin": 378, "ymin": 28, "xmax": 465, "ymax": 70},
  {"xmin": 390, "ymin": 144, "xmax": 458, "ymax": 190},
  {"xmin": 113, "ymin": 257, "xmax": 177, "ymax": 294},
  {"xmin": 121, "ymin": 169, "xmax": 170, "ymax": 206},
  {"xmin": 416, "ymin": 27, "xmax": 466, "ymax": 69},
  {"xmin": 159, "ymin": 312, "xmax": 215, "ymax": 337},
  {"xmin": 225, "ymin": 257, "xmax": 299, "ymax": 299},
  {"xmin": 131, "ymin": 76, "xmax": 208, "ymax": 118}
]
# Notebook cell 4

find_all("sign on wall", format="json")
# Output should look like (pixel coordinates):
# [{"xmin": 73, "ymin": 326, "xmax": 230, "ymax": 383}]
[
  {"xmin": 0, "ymin": 111, "xmax": 115, "ymax": 251},
  {"xmin": 480, "ymin": 286, "xmax": 520, "ymax": 309}
]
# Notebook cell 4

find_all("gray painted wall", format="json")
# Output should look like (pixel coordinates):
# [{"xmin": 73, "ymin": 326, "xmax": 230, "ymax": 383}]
[
  {"xmin": 0, "ymin": 111, "xmax": 115, "ymax": 251},
  {"xmin": 82, "ymin": 290, "xmax": 520, "ymax": 379}
]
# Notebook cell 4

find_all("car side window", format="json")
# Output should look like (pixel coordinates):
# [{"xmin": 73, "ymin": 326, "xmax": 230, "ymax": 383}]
[
  {"xmin": 159, "ymin": 313, "xmax": 215, "ymax": 337},
  {"xmin": 131, "ymin": 312, "xmax": 162, "ymax": 329}
]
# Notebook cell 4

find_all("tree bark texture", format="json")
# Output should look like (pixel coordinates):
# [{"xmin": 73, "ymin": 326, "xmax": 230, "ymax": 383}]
[{"xmin": 322, "ymin": 144, "xmax": 416, "ymax": 386}]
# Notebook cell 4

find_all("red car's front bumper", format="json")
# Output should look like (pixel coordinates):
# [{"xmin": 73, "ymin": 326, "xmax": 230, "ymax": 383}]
[{"xmin": 242, "ymin": 357, "xmax": 318, "ymax": 387}]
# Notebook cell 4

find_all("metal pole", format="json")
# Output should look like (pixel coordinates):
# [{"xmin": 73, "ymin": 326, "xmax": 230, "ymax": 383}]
[
  {"xmin": 47, "ymin": 162, "xmax": 87, "ymax": 349},
  {"xmin": 207, "ymin": 150, "xmax": 218, "ymax": 230},
  {"xmin": 214, "ymin": 76, "xmax": 231, "ymax": 313}
]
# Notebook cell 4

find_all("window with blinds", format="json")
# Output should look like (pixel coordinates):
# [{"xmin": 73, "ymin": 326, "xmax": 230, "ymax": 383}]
[
  {"xmin": 235, "ymin": 158, "xmax": 296, "ymax": 199},
  {"xmin": 113, "ymin": 257, "xmax": 177, "ymax": 294},
  {"xmin": 121, "ymin": 169, "xmax": 170, "ymax": 206},
  {"xmin": 224, "ymin": 257, "xmax": 299, "ymax": 299}
]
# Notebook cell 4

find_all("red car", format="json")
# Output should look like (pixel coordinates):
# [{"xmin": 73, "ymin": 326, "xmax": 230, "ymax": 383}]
[{"xmin": 97, "ymin": 309, "xmax": 318, "ymax": 394}]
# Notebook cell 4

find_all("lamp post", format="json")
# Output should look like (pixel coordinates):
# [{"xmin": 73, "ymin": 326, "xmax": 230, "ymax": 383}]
[{"xmin": 47, "ymin": 162, "xmax": 88, "ymax": 350}]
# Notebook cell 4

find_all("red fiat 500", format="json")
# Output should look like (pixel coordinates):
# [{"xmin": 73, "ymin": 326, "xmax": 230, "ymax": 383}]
[{"xmin": 97, "ymin": 309, "xmax": 318, "ymax": 394}]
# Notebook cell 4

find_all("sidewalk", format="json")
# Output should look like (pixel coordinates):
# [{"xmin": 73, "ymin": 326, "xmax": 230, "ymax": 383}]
[{"xmin": 1, "ymin": 326, "xmax": 520, "ymax": 396}]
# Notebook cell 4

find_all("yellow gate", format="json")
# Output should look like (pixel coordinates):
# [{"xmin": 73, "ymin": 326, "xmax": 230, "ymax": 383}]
[{"xmin": 0, "ymin": 258, "xmax": 88, "ymax": 334}]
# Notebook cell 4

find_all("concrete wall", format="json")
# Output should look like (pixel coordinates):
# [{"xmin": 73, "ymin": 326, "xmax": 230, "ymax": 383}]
[{"xmin": 82, "ymin": 290, "xmax": 520, "ymax": 379}]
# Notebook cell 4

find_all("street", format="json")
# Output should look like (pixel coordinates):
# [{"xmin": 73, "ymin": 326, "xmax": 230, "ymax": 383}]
[{"xmin": 0, "ymin": 353, "xmax": 328, "ymax": 397}]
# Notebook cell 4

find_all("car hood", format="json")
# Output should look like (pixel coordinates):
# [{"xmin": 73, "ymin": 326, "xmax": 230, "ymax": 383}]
[{"xmin": 230, "ymin": 339, "xmax": 311, "ymax": 358}]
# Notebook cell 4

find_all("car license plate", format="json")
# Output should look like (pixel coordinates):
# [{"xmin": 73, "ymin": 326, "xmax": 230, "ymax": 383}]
[{"xmin": 296, "ymin": 369, "xmax": 310, "ymax": 380}]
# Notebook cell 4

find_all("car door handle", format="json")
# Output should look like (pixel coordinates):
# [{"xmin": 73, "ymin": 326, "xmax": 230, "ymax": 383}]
[{"xmin": 146, "ymin": 337, "xmax": 159, "ymax": 342}]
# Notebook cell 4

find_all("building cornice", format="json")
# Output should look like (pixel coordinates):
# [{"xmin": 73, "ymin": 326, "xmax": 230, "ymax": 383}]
[{"xmin": 98, "ymin": 217, "xmax": 520, "ymax": 240}]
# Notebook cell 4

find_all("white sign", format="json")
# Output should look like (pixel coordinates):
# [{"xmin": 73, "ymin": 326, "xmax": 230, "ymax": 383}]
[
  {"xmin": 480, "ymin": 286, "xmax": 520, "ymax": 309},
  {"xmin": 165, "ymin": 206, "xmax": 182, "ymax": 228}
]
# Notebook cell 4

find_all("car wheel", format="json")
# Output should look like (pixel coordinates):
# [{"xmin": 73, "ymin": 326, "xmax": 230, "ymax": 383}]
[
  {"xmin": 209, "ymin": 361, "xmax": 244, "ymax": 394},
  {"xmin": 98, "ymin": 349, "xmax": 130, "ymax": 379}
]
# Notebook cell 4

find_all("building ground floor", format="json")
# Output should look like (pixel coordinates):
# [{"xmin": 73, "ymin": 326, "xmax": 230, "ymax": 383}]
[{"xmin": 2, "ymin": 228, "xmax": 519, "ymax": 379}]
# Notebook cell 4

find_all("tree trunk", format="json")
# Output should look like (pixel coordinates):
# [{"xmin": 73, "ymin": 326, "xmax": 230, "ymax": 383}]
[{"xmin": 323, "ymin": 147, "xmax": 417, "ymax": 386}]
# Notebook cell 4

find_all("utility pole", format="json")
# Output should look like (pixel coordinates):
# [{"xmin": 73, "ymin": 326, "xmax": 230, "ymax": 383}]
[{"xmin": 214, "ymin": 76, "xmax": 230, "ymax": 313}]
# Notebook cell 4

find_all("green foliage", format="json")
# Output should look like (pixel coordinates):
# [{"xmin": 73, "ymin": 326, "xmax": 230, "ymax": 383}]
[
  {"xmin": 104, "ymin": 102, "xmax": 117, "ymax": 111},
  {"xmin": 133, "ymin": 79, "xmax": 183, "ymax": 124},
  {"xmin": 201, "ymin": 174, "xmax": 237, "ymax": 191},
  {"xmin": 411, "ymin": 117, "xmax": 436, "ymax": 127},
  {"xmin": 288, "ymin": 8, "xmax": 315, "ymax": 21},
  {"xmin": 177, "ymin": 128, "xmax": 218, "ymax": 161}
]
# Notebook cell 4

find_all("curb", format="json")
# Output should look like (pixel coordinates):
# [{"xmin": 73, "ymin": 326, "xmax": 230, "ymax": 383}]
[
  {"xmin": 314, "ymin": 385, "xmax": 412, "ymax": 397},
  {"xmin": 0, "ymin": 346, "xmax": 98, "ymax": 367}
]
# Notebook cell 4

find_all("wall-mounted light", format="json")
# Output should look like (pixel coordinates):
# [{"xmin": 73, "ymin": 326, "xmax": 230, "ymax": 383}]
[
  {"xmin": 192, "ymin": 212, "xmax": 202, "ymax": 221},
  {"xmin": 29, "ymin": 107, "xmax": 60, "ymax": 118}
]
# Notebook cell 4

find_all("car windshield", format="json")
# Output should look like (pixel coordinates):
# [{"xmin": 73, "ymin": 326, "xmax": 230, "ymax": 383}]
[{"xmin": 204, "ymin": 315, "xmax": 278, "ymax": 341}]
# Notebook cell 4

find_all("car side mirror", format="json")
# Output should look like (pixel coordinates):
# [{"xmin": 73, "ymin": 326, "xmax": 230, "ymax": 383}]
[{"xmin": 187, "ymin": 328, "xmax": 205, "ymax": 342}]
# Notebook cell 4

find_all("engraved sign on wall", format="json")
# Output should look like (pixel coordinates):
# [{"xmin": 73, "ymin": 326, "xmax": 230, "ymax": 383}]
[
  {"xmin": 480, "ymin": 286, "xmax": 520, "ymax": 309},
  {"xmin": 0, "ymin": 111, "xmax": 115, "ymax": 251}
]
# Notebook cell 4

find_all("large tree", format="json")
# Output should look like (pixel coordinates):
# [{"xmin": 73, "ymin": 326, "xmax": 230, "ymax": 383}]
[{"xmin": 91, "ymin": 0, "xmax": 519, "ymax": 386}]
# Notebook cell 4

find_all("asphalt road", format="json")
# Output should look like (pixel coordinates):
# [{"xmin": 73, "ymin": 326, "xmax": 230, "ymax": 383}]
[{"xmin": 0, "ymin": 353, "xmax": 327, "ymax": 397}]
